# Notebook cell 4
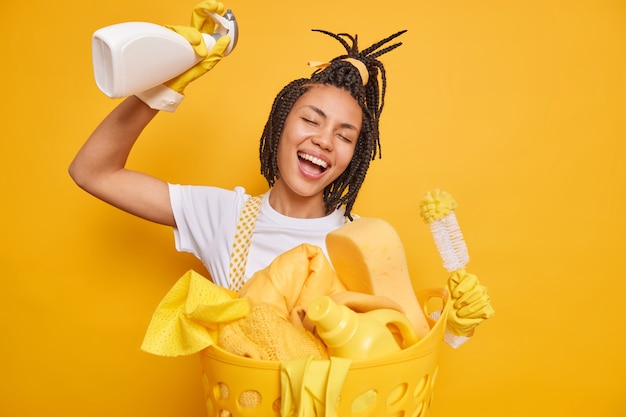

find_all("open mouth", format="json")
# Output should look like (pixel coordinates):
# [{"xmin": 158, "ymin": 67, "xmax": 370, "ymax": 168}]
[{"xmin": 298, "ymin": 152, "xmax": 329, "ymax": 174}]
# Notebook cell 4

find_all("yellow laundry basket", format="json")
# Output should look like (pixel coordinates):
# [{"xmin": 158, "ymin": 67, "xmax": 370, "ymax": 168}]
[{"xmin": 199, "ymin": 288, "xmax": 450, "ymax": 417}]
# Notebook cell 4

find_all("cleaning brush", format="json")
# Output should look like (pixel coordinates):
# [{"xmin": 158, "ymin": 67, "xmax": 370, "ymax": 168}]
[
  {"xmin": 419, "ymin": 189, "xmax": 495, "ymax": 347},
  {"xmin": 419, "ymin": 189, "xmax": 469, "ymax": 272}
]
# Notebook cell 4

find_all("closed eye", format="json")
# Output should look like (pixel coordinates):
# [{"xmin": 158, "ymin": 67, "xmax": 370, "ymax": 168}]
[{"xmin": 338, "ymin": 133, "xmax": 353, "ymax": 143}]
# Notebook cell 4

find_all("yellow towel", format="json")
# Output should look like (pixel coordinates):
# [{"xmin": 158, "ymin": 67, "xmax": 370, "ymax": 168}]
[
  {"xmin": 218, "ymin": 304, "xmax": 329, "ymax": 361},
  {"xmin": 238, "ymin": 244, "xmax": 347, "ymax": 328},
  {"xmin": 141, "ymin": 270, "xmax": 250, "ymax": 356}
]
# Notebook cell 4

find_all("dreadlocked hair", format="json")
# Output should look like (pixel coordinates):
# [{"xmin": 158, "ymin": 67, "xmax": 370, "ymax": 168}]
[{"xmin": 259, "ymin": 29, "xmax": 407, "ymax": 220}]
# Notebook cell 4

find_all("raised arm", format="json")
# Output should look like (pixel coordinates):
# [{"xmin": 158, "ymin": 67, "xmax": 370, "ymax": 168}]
[
  {"xmin": 69, "ymin": 1, "xmax": 234, "ymax": 226},
  {"xmin": 69, "ymin": 96, "xmax": 175, "ymax": 225}
]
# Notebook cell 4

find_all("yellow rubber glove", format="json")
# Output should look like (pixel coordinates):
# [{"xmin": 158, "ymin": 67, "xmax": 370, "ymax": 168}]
[
  {"xmin": 281, "ymin": 356, "xmax": 351, "ymax": 417},
  {"xmin": 446, "ymin": 269, "xmax": 495, "ymax": 337},
  {"xmin": 163, "ymin": 0, "xmax": 230, "ymax": 94},
  {"xmin": 163, "ymin": 28, "xmax": 231, "ymax": 94},
  {"xmin": 135, "ymin": 1, "xmax": 231, "ymax": 111},
  {"xmin": 190, "ymin": 0, "xmax": 226, "ymax": 34}
]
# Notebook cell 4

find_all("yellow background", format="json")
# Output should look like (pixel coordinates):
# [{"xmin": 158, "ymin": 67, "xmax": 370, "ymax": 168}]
[{"xmin": 1, "ymin": 0, "xmax": 624, "ymax": 416}]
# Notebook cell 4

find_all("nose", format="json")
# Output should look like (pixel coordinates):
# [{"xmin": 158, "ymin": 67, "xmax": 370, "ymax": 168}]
[{"xmin": 311, "ymin": 129, "xmax": 333, "ymax": 151}]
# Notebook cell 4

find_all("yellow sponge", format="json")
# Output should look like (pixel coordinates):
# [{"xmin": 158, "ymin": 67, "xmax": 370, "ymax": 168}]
[{"xmin": 326, "ymin": 218, "xmax": 430, "ymax": 338}]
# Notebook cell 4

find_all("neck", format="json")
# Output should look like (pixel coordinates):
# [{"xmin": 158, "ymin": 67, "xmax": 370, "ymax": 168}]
[{"xmin": 269, "ymin": 183, "xmax": 328, "ymax": 218}]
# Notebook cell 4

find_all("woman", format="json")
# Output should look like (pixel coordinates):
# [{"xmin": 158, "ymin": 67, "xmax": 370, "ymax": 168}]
[{"xmin": 69, "ymin": 0, "xmax": 406, "ymax": 290}]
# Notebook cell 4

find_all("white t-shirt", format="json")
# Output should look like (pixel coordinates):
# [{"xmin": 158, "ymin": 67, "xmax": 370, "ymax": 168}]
[{"xmin": 168, "ymin": 184, "xmax": 347, "ymax": 288}]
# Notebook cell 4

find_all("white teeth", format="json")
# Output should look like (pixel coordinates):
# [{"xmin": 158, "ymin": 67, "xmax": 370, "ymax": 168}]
[{"xmin": 298, "ymin": 152, "xmax": 328, "ymax": 169}]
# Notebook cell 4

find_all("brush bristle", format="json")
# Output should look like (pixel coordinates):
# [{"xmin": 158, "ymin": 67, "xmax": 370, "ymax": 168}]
[{"xmin": 429, "ymin": 212, "xmax": 469, "ymax": 272}]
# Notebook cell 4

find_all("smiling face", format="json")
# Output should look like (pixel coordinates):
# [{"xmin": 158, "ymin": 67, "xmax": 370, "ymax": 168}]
[{"xmin": 270, "ymin": 84, "xmax": 363, "ymax": 217}]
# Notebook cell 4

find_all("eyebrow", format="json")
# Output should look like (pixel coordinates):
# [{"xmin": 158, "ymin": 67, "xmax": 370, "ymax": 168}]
[{"xmin": 305, "ymin": 105, "xmax": 359, "ymax": 131}]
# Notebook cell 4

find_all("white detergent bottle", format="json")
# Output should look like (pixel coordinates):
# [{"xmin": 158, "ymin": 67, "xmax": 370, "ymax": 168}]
[{"xmin": 91, "ymin": 9, "xmax": 238, "ymax": 98}]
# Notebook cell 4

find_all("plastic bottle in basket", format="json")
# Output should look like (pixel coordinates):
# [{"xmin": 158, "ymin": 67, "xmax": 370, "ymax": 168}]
[{"xmin": 307, "ymin": 295, "xmax": 420, "ymax": 360}]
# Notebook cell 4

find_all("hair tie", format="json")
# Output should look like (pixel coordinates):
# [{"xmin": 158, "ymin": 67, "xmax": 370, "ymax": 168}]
[{"xmin": 308, "ymin": 58, "xmax": 369, "ymax": 86}]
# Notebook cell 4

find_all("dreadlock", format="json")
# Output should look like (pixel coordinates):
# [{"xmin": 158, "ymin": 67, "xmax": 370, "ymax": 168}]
[{"xmin": 259, "ymin": 29, "xmax": 407, "ymax": 220}]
